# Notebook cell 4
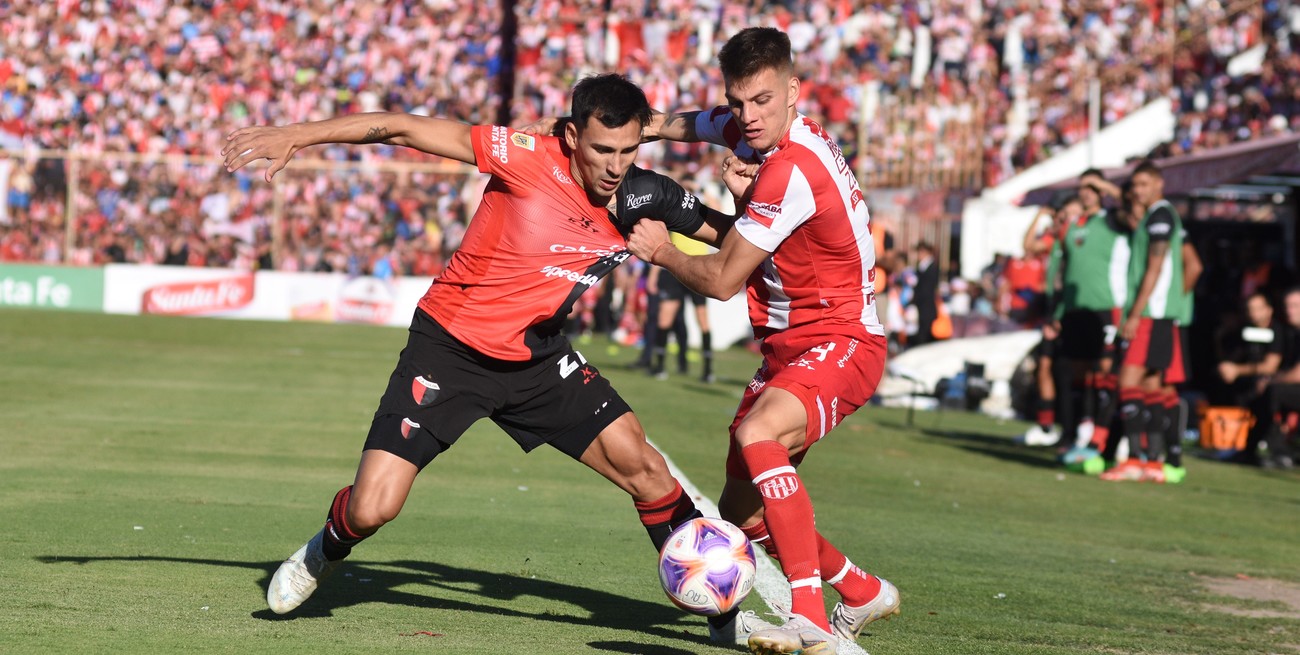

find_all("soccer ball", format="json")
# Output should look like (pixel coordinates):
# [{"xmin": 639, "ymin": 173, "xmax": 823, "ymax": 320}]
[{"xmin": 658, "ymin": 517, "xmax": 756, "ymax": 616}]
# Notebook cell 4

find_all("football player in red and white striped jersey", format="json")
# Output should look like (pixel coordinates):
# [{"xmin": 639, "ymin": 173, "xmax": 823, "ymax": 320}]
[{"xmin": 629, "ymin": 27, "xmax": 898, "ymax": 655}]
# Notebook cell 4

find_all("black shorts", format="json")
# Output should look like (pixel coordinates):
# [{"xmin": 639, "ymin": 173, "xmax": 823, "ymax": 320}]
[
  {"xmin": 658, "ymin": 270, "xmax": 707, "ymax": 306},
  {"xmin": 364, "ymin": 309, "xmax": 632, "ymax": 469},
  {"xmin": 1059, "ymin": 309, "xmax": 1120, "ymax": 361}
]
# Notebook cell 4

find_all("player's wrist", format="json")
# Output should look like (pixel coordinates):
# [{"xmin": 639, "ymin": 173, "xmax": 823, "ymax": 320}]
[{"xmin": 649, "ymin": 241, "xmax": 673, "ymax": 266}]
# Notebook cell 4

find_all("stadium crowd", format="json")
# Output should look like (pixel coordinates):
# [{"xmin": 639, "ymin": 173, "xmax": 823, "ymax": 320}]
[{"xmin": 0, "ymin": 0, "xmax": 1295, "ymax": 277}]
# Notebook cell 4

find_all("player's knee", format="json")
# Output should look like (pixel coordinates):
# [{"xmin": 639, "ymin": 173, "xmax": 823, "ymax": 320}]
[
  {"xmin": 345, "ymin": 501, "xmax": 399, "ymax": 534},
  {"xmin": 613, "ymin": 446, "xmax": 674, "ymax": 501}
]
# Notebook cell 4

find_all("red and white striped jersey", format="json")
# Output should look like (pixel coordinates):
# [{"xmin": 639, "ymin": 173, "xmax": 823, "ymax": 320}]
[{"xmin": 695, "ymin": 108, "xmax": 882, "ymax": 341}]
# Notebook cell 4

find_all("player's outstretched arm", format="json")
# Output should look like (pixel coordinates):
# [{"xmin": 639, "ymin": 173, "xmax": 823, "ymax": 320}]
[
  {"xmin": 644, "ymin": 110, "xmax": 703, "ymax": 143},
  {"xmin": 628, "ymin": 218, "xmax": 766, "ymax": 300},
  {"xmin": 222, "ymin": 113, "xmax": 475, "ymax": 183}
]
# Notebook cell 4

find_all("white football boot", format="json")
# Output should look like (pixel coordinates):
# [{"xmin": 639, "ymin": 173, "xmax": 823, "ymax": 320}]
[
  {"xmin": 747, "ymin": 609, "xmax": 839, "ymax": 655},
  {"xmin": 267, "ymin": 529, "xmax": 341, "ymax": 614},
  {"xmin": 830, "ymin": 577, "xmax": 901, "ymax": 641},
  {"xmin": 709, "ymin": 610, "xmax": 781, "ymax": 647}
]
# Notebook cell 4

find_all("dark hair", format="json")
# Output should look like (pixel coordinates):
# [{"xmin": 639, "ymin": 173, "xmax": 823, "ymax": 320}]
[
  {"xmin": 1080, "ymin": 168, "xmax": 1104, "ymax": 179},
  {"xmin": 718, "ymin": 27, "xmax": 793, "ymax": 81},
  {"xmin": 917, "ymin": 241, "xmax": 934, "ymax": 254},
  {"xmin": 570, "ymin": 74, "xmax": 652, "ymax": 132},
  {"xmin": 1132, "ymin": 159, "xmax": 1162, "ymax": 179}
]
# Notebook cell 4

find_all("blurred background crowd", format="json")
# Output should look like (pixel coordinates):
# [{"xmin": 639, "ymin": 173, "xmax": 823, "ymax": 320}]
[{"xmin": 0, "ymin": 0, "xmax": 1292, "ymax": 336}]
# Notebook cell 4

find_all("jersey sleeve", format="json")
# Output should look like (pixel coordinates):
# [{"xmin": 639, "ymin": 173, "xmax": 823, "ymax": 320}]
[
  {"xmin": 470, "ymin": 125, "xmax": 546, "ymax": 188},
  {"xmin": 733, "ymin": 158, "xmax": 815, "ymax": 253},
  {"xmin": 1145, "ymin": 206, "xmax": 1176, "ymax": 243},
  {"xmin": 615, "ymin": 167, "xmax": 710, "ymax": 236},
  {"xmin": 694, "ymin": 107, "xmax": 758, "ymax": 160}
]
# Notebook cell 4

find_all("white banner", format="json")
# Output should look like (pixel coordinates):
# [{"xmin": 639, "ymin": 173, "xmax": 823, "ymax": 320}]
[
  {"xmin": 103, "ymin": 265, "xmax": 430, "ymax": 328},
  {"xmin": 100, "ymin": 264, "xmax": 753, "ymax": 347}
]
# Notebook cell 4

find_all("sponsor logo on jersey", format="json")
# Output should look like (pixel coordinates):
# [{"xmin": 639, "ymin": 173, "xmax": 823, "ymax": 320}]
[
  {"xmin": 549, "ymin": 243, "xmax": 625, "ymax": 257},
  {"xmin": 541, "ymin": 265, "xmax": 600, "ymax": 287},
  {"xmin": 625, "ymin": 192, "xmax": 653, "ymax": 210},
  {"xmin": 510, "ymin": 133, "xmax": 535, "ymax": 151},
  {"xmin": 141, "ymin": 275, "xmax": 255, "ymax": 316},
  {"xmin": 747, "ymin": 201, "xmax": 782, "ymax": 227},
  {"xmin": 567, "ymin": 215, "xmax": 601, "ymax": 233},
  {"xmin": 490, "ymin": 126, "xmax": 509, "ymax": 164},
  {"xmin": 552, "ymin": 165, "xmax": 573, "ymax": 185},
  {"xmin": 1148, "ymin": 222, "xmax": 1172, "ymax": 236},
  {"xmin": 681, "ymin": 192, "xmax": 696, "ymax": 210}
]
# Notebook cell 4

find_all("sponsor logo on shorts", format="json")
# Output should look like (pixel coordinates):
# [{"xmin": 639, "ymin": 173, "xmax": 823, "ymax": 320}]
[
  {"xmin": 836, "ymin": 339, "xmax": 859, "ymax": 368},
  {"xmin": 541, "ymin": 265, "xmax": 600, "ymax": 287}
]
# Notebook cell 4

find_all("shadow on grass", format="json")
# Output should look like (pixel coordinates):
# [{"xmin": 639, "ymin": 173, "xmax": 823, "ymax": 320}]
[
  {"xmin": 35, "ymin": 554, "xmax": 707, "ymax": 647},
  {"xmin": 915, "ymin": 428, "xmax": 1062, "ymax": 470}
]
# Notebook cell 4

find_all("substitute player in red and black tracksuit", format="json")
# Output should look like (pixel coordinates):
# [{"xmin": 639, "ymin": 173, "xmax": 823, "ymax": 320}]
[{"xmin": 224, "ymin": 75, "xmax": 740, "ymax": 629}]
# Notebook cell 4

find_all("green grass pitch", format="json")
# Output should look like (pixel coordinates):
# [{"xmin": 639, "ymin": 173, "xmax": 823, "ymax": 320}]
[{"xmin": 1, "ymin": 307, "xmax": 1298, "ymax": 654}]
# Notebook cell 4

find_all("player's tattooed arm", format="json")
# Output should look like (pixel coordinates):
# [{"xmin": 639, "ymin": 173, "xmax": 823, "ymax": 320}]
[
  {"xmin": 361, "ymin": 126, "xmax": 393, "ymax": 144},
  {"xmin": 644, "ymin": 110, "xmax": 701, "ymax": 143}
]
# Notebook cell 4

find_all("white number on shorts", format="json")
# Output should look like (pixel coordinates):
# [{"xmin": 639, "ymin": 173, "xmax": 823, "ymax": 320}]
[
  {"xmin": 558, "ymin": 351, "xmax": 589, "ymax": 379},
  {"xmin": 1102, "ymin": 325, "xmax": 1118, "ymax": 345}
]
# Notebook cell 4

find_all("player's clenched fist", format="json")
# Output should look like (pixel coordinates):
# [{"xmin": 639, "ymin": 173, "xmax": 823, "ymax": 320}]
[
  {"xmin": 627, "ymin": 218, "xmax": 674, "ymax": 265},
  {"xmin": 222, "ymin": 125, "xmax": 302, "ymax": 183}
]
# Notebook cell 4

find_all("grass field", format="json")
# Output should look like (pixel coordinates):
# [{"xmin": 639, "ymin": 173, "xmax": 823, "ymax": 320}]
[{"xmin": 2, "ymin": 307, "xmax": 1299, "ymax": 654}]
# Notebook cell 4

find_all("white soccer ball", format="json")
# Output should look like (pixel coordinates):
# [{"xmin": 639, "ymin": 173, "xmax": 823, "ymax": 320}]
[{"xmin": 658, "ymin": 517, "xmax": 756, "ymax": 616}]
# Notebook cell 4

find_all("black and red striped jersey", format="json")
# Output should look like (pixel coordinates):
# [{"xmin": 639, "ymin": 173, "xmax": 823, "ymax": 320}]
[{"xmin": 419, "ymin": 125, "xmax": 715, "ymax": 361}]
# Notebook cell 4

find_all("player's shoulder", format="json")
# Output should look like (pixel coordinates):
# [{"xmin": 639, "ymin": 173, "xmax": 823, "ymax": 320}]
[{"xmin": 619, "ymin": 165, "xmax": 683, "ymax": 199}]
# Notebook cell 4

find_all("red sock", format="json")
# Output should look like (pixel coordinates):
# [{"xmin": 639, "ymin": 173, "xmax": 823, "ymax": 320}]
[
  {"xmin": 741, "ymin": 440, "xmax": 827, "ymax": 630},
  {"xmin": 635, "ymin": 480, "xmax": 701, "ymax": 552},
  {"xmin": 818, "ymin": 537, "xmax": 881, "ymax": 606},
  {"xmin": 743, "ymin": 520, "xmax": 882, "ymax": 605},
  {"xmin": 741, "ymin": 520, "xmax": 780, "ymax": 563}
]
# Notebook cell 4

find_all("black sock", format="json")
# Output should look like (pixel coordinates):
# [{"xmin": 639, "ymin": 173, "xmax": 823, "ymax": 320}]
[
  {"xmin": 1164, "ymin": 393, "xmax": 1183, "ymax": 467},
  {"xmin": 651, "ymin": 329, "xmax": 669, "ymax": 374},
  {"xmin": 321, "ymin": 486, "xmax": 369, "ymax": 561},
  {"xmin": 1143, "ymin": 398, "xmax": 1165, "ymax": 462},
  {"xmin": 708, "ymin": 608, "xmax": 740, "ymax": 629},
  {"xmin": 1119, "ymin": 388, "xmax": 1145, "ymax": 461},
  {"xmin": 701, "ymin": 332, "xmax": 713, "ymax": 378}
]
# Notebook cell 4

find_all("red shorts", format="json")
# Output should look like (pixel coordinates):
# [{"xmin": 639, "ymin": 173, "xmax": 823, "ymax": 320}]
[
  {"xmin": 1122, "ymin": 317, "xmax": 1176, "ymax": 372},
  {"xmin": 724, "ymin": 329, "xmax": 887, "ymax": 480},
  {"xmin": 1163, "ymin": 325, "xmax": 1187, "ymax": 385}
]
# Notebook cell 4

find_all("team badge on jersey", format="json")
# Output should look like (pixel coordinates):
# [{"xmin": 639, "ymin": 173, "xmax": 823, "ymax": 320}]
[{"xmin": 511, "ymin": 133, "xmax": 535, "ymax": 151}]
